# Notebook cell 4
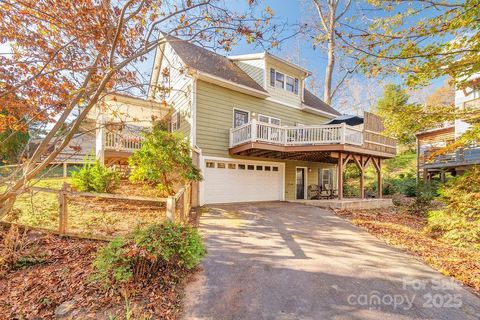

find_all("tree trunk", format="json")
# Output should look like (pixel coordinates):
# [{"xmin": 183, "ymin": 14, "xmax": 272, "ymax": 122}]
[{"xmin": 324, "ymin": 32, "xmax": 335, "ymax": 105}]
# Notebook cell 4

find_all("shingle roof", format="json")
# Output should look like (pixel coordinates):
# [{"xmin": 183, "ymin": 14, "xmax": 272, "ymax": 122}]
[
  {"xmin": 303, "ymin": 89, "xmax": 341, "ymax": 116},
  {"xmin": 163, "ymin": 35, "xmax": 340, "ymax": 116},
  {"xmin": 164, "ymin": 35, "xmax": 267, "ymax": 93}
]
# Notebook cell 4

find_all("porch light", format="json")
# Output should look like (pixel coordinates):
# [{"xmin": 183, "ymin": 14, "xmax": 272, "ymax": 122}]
[{"xmin": 308, "ymin": 168, "xmax": 312, "ymax": 173}]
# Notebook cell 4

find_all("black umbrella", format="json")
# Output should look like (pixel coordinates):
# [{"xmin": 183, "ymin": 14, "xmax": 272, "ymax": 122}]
[{"xmin": 326, "ymin": 115, "xmax": 364, "ymax": 126}]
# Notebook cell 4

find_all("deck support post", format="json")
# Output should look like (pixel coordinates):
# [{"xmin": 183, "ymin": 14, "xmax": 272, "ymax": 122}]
[
  {"xmin": 337, "ymin": 152, "xmax": 343, "ymax": 200},
  {"xmin": 373, "ymin": 157, "xmax": 383, "ymax": 199},
  {"xmin": 359, "ymin": 156, "xmax": 365, "ymax": 200}
]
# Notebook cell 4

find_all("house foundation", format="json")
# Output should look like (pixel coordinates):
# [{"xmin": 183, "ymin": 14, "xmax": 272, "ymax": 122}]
[{"xmin": 290, "ymin": 198, "xmax": 393, "ymax": 210}]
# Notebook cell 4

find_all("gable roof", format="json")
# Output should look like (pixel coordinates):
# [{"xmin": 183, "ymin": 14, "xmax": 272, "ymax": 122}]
[
  {"xmin": 162, "ymin": 35, "xmax": 340, "ymax": 116},
  {"xmin": 164, "ymin": 35, "xmax": 267, "ymax": 93},
  {"xmin": 303, "ymin": 89, "xmax": 341, "ymax": 116}
]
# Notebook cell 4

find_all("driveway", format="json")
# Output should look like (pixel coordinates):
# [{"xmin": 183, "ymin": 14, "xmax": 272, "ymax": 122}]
[{"xmin": 183, "ymin": 202, "xmax": 480, "ymax": 320}]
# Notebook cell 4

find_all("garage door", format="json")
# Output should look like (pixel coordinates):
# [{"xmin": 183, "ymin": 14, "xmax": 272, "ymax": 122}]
[{"xmin": 203, "ymin": 159, "xmax": 284, "ymax": 204}]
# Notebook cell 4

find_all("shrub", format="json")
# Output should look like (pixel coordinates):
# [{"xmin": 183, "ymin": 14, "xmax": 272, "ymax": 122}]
[
  {"xmin": 92, "ymin": 222, "xmax": 205, "ymax": 288},
  {"xmin": 424, "ymin": 168, "xmax": 480, "ymax": 249},
  {"xmin": 71, "ymin": 160, "xmax": 120, "ymax": 193},
  {"xmin": 0, "ymin": 226, "xmax": 41, "ymax": 275},
  {"xmin": 343, "ymin": 183, "xmax": 359, "ymax": 198},
  {"xmin": 129, "ymin": 124, "xmax": 202, "ymax": 196},
  {"xmin": 408, "ymin": 182, "xmax": 436, "ymax": 215}
]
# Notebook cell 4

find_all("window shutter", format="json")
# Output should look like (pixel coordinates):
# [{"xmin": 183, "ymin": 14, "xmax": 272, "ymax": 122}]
[
  {"xmin": 294, "ymin": 78, "xmax": 299, "ymax": 94},
  {"xmin": 270, "ymin": 68, "xmax": 275, "ymax": 86}
]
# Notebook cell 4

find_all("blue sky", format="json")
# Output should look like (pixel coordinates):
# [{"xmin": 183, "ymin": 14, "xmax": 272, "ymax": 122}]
[{"xmin": 138, "ymin": 0, "xmax": 446, "ymax": 113}]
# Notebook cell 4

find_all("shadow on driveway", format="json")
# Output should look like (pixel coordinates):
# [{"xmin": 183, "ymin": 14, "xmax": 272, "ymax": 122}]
[{"xmin": 183, "ymin": 202, "xmax": 480, "ymax": 320}]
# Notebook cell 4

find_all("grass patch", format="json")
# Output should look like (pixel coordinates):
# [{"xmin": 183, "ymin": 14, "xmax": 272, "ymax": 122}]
[{"xmin": 4, "ymin": 178, "xmax": 167, "ymax": 237}]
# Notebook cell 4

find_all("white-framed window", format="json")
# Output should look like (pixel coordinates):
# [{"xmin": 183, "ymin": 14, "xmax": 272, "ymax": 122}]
[
  {"xmin": 171, "ymin": 111, "xmax": 180, "ymax": 131},
  {"xmin": 319, "ymin": 168, "xmax": 331, "ymax": 189},
  {"xmin": 233, "ymin": 108, "xmax": 250, "ymax": 128},
  {"xmin": 275, "ymin": 72, "xmax": 284, "ymax": 88},
  {"xmin": 258, "ymin": 114, "xmax": 281, "ymax": 126},
  {"xmin": 270, "ymin": 68, "xmax": 299, "ymax": 94}
]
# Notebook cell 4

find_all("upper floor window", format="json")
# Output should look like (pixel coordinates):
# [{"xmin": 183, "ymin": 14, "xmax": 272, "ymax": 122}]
[
  {"xmin": 270, "ymin": 68, "xmax": 299, "ymax": 95},
  {"xmin": 258, "ymin": 114, "xmax": 281, "ymax": 126},
  {"xmin": 233, "ymin": 108, "xmax": 249, "ymax": 128}
]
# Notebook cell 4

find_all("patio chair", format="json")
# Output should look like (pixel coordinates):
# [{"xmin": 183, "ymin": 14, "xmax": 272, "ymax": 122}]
[
  {"xmin": 307, "ymin": 184, "xmax": 321, "ymax": 200},
  {"xmin": 323, "ymin": 184, "xmax": 337, "ymax": 199}
]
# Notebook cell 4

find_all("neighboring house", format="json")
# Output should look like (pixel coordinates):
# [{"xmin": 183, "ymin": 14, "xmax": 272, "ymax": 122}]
[{"xmin": 416, "ymin": 74, "xmax": 480, "ymax": 181}]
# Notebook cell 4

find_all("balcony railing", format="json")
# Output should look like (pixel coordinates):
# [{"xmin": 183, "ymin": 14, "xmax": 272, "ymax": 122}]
[
  {"xmin": 105, "ymin": 131, "xmax": 143, "ymax": 152},
  {"xmin": 229, "ymin": 120, "xmax": 364, "ymax": 148},
  {"xmin": 421, "ymin": 145, "xmax": 480, "ymax": 168}
]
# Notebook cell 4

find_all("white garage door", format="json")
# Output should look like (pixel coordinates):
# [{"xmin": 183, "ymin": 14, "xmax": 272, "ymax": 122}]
[{"xmin": 203, "ymin": 159, "xmax": 284, "ymax": 204}]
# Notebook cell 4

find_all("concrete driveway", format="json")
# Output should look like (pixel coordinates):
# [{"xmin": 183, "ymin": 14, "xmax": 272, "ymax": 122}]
[{"xmin": 183, "ymin": 202, "xmax": 480, "ymax": 320}]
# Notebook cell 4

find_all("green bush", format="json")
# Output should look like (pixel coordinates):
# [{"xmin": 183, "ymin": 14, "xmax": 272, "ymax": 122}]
[
  {"xmin": 424, "ymin": 168, "xmax": 480, "ymax": 249},
  {"xmin": 129, "ymin": 124, "xmax": 202, "ymax": 196},
  {"xmin": 92, "ymin": 222, "xmax": 205, "ymax": 288},
  {"xmin": 426, "ymin": 210, "xmax": 480, "ymax": 250},
  {"xmin": 71, "ymin": 160, "xmax": 120, "ymax": 193},
  {"xmin": 409, "ymin": 182, "xmax": 436, "ymax": 215}
]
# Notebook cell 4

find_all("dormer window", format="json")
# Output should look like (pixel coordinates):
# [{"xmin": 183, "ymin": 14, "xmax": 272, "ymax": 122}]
[
  {"xmin": 275, "ymin": 72, "xmax": 284, "ymax": 88},
  {"xmin": 270, "ymin": 68, "xmax": 299, "ymax": 95}
]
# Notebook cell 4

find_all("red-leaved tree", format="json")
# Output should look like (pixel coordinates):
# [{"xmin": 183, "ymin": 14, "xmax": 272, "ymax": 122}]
[{"xmin": 0, "ymin": 0, "xmax": 278, "ymax": 215}]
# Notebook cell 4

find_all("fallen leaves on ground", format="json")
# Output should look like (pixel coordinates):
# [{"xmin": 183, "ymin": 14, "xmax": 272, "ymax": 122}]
[
  {"xmin": 0, "ymin": 226, "xmax": 192, "ymax": 319},
  {"xmin": 335, "ymin": 208, "xmax": 480, "ymax": 294}
]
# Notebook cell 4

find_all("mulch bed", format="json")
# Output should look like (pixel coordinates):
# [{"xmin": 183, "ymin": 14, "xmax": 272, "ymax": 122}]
[
  {"xmin": 335, "ymin": 208, "xmax": 480, "ymax": 294},
  {"xmin": 0, "ymin": 226, "xmax": 191, "ymax": 319}
]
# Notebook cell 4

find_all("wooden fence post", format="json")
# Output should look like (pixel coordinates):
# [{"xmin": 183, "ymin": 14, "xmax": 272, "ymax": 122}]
[
  {"xmin": 58, "ymin": 183, "xmax": 69, "ymax": 233},
  {"xmin": 183, "ymin": 184, "xmax": 191, "ymax": 221},
  {"xmin": 166, "ymin": 196, "xmax": 176, "ymax": 222},
  {"xmin": 63, "ymin": 162, "xmax": 68, "ymax": 179}
]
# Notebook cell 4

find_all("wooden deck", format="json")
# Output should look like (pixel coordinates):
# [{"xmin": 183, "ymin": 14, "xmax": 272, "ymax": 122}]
[{"xmin": 229, "ymin": 112, "xmax": 396, "ymax": 159}]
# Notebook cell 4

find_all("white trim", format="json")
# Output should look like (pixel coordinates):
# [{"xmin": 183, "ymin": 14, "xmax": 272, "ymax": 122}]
[
  {"xmin": 194, "ymin": 71, "xmax": 270, "ymax": 98},
  {"xmin": 228, "ymin": 52, "xmax": 311, "ymax": 77},
  {"xmin": 319, "ymin": 168, "xmax": 332, "ymax": 189},
  {"xmin": 265, "ymin": 97, "xmax": 303, "ymax": 110},
  {"xmin": 190, "ymin": 76, "xmax": 197, "ymax": 146},
  {"xmin": 199, "ymin": 156, "xmax": 286, "ymax": 205},
  {"xmin": 199, "ymin": 151, "xmax": 206, "ymax": 206},
  {"xmin": 301, "ymin": 105, "xmax": 338, "ymax": 119},
  {"xmin": 265, "ymin": 53, "xmax": 312, "ymax": 76},
  {"xmin": 232, "ymin": 107, "xmax": 250, "ymax": 128},
  {"xmin": 295, "ymin": 166, "xmax": 308, "ymax": 200},
  {"xmin": 258, "ymin": 113, "xmax": 281, "ymax": 126},
  {"xmin": 263, "ymin": 59, "xmax": 268, "ymax": 88},
  {"xmin": 171, "ymin": 111, "xmax": 181, "ymax": 132}
]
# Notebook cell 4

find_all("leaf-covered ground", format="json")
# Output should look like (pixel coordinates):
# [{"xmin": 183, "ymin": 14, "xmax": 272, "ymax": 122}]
[
  {"xmin": 335, "ymin": 208, "xmax": 480, "ymax": 294},
  {"xmin": 0, "ymin": 227, "xmax": 192, "ymax": 319}
]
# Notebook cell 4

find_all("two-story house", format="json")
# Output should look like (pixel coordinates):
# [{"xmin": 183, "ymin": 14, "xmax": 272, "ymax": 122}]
[
  {"xmin": 142, "ymin": 35, "xmax": 396, "ymax": 205},
  {"xmin": 416, "ymin": 74, "xmax": 480, "ymax": 181}
]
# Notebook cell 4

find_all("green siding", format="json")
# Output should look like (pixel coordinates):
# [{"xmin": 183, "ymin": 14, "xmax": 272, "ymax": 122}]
[
  {"xmin": 195, "ymin": 79, "xmax": 337, "ymax": 200},
  {"xmin": 234, "ymin": 59, "xmax": 265, "ymax": 87},
  {"xmin": 196, "ymin": 80, "xmax": 329, "ymax": 158},
  {"xmin": 284, "ymin": 161, "xmax": 336, "ymax": 200}
]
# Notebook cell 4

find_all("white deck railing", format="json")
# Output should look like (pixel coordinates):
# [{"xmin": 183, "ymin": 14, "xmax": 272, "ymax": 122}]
[
  {"xmin": 105, "ymin": 131, "xmax": 143, "ymax": 151},
  {"xmin": 229, "ymin": 120, "xmax": 364, "ymax": 148}
]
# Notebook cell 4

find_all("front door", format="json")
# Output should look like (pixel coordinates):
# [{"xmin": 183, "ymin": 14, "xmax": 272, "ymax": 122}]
[{"xmin": 296, "ymin": 168, "xmax": 305, "ymax": 199}]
